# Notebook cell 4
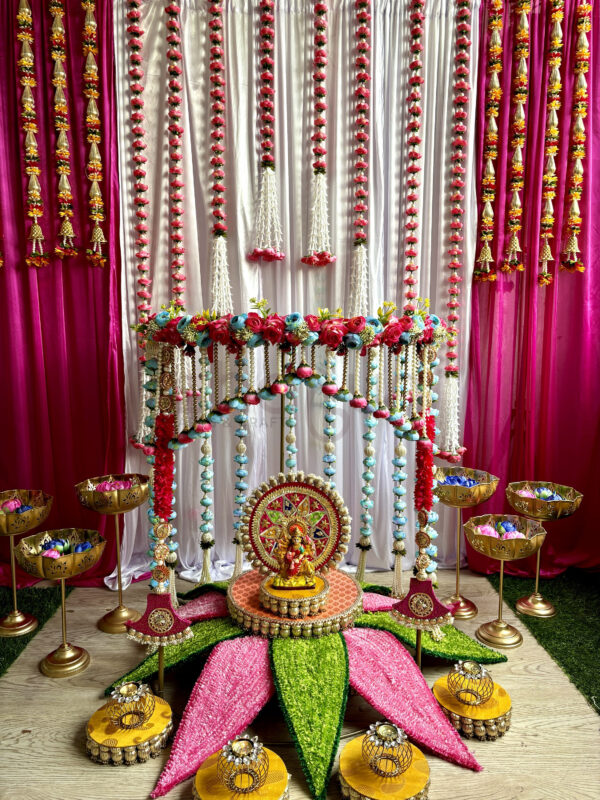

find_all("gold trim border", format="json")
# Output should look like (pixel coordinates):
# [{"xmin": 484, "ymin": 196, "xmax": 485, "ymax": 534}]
[
  {"xmin": 440, "ymin": 705, "xmax": 512, "ymax": 740},
  {"xmin": 259, "ymin": 576, "xmax": 330, "ymax": 618},
  {"xmin": 192, "ymin": 782, "xmax": 290, "ymax": 800},
  {"xmin": 339, "ymin": 774, "xmax": 430, "ymax": 800},
  {"xmin": 86, "ymin": 719, "xmax": 173, "ymax": 766}
]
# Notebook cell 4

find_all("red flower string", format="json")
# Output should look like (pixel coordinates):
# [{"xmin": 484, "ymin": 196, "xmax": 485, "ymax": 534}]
[{"xmin": 154, "ymin": 414, "xmax": 176, "ymax": 521}]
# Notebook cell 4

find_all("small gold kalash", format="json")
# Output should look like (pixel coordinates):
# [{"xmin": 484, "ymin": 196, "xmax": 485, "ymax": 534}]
[
  {"xmin": 447, "ymin": 661, "xmax": 494, "ymax": 706},
  {"xmin": 217, "ymin": 736, "xmax": 269, "ymax": 793},
  {"xmin": 107, "ymin": 682, "xmax": 155, "ymax": 730},
  {"xmin": 362, "ymin": 722, "xmax": 413, "ymax": 778}
]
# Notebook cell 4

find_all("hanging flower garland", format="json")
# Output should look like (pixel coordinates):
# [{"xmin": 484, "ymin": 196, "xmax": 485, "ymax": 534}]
[
  {"xmin": 49, "ymin": 0, "xmax": 77, "ymax": 258},
  {"xmin": 208, "ymin": 0, "xmax": 233, "ymax": 315},
  {"xmin": 537, "ymin": 0, "xmax": 565, "ymax": 286},
  {"xmin": 82, "ymin": 0, "xmax": 107, "ymax": 266},
  {"xmin": 17, "ymin": 0, "xmax": 48, "ymax": 267},
  {"xmin": 502, "ymin": 1, "xmax": 530, "ymax": 274},
  {"xmin": 165, "ymin": 2, "xmax": 186, "ymax": 309},
  {"xmin": 301, "ymin": 1, "xmax": 335, "ymax": 267},
  {"xmin": 347, "ymin": 0, "xmax": 371, "ymax": 317},
  {"xmin": 474, "ymin": 0, "xmax": 503, "ymax": 282},
  {"xmin": 561, "ymin": 1, "xmax": 591, "ymax": 275},
  {"xmin": 126, "ymin": 0, "xmax": 153, "ymax": 326},
  {"xmin": 440, "ymin": 0, "xmax": 471, "ymax": 463},
  {"xmin": 248, "ymin": 0, "xmax": 284, "ymax": 263},
  {"xmin": 402, "ymin": 0, "xmax": 425, "ymax": 314}
]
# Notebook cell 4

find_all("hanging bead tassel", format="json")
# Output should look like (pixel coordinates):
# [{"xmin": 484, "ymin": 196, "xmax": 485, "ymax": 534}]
[
  {"xmin": 356, "ymin": 348, "xmax": 378, "ymax": 583},
  {"xmin": 348, "ymin": 243, "xmax": 369, "ymax": 319},
  {"xmin": 210, "ymin": 234, "xmax": 233, "ymax": 316},
  {"xmin": 322, "ymin": 351, "xmax": 337, "ymax": 488},
  {"xmin": 391, "ymin": 434, "xmax": 408, "ymax": 598},
  {"xmin": 197, "ymin": 354, "xmax": 215, "ymax": 586},
  {"xmin": 232, "ymin": 349, "xmax": 249, "ymax": 579},
  {"xmin": 247, "ymin": 166, "xmax": 284, "ymax": 262},
  {"xmin": 303, "ymin": 167, "xmax": 335, "ymax": 267},
  {"xmin": 441, "ymin": 372, "xmax": 461, "ymax": 458}
]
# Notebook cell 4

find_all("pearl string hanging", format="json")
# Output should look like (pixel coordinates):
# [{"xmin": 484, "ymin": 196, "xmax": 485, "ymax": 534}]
[
  {"xmin": 284, "ymin": 348, "xmax": 299, "ymax": 470},
  {"xmin": 198, "ymin": 353, "xmax": 214, "ymax": 585},
  {"xmin": 356, "ymin": 347, "xmax": 378, "ymax": 582},
  {"xmin": 322, "ymin": 351, "xmax": 337, "ymax": 489},
  {"xmin": 232, "ymin": 351, "xmax": 249, "ymax": 578}
]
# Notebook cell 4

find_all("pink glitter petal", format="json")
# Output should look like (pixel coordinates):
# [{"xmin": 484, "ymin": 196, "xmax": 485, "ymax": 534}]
[
  {"xmin": 182, "ymin": 591, "xmax": 229, "ymax": 622},
  {"xmin": 362, "ymin": 591, "xmax": 396, "ymax": 613},
  {"xmin": 344, "ymin": 628, "xmax": 481, "ymax": 771},
  {"xmin": 151, "ymin": 636, "xmax": 274, "ymax": 797}
]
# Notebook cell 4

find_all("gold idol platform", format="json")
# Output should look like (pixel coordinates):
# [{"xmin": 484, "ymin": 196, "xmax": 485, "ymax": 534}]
[
  {"xmin": 339, "ymin": 736, "xmax": 429, "ymax": 800},
  {"xmin": 192, "ymin": 748, "xmax": 289, "ymax": 800}
]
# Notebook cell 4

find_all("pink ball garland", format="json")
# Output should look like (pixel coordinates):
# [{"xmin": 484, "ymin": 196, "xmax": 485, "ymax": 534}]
[
  {"xmin": 209, "ymin": 2, "xmax": 227, "ymax": 240},
  {"xmin": 352, "ymin": 0, "xmax": 371, "ymax": 254}
]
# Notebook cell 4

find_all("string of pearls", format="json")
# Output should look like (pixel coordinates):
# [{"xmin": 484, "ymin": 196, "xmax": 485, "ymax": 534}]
[{"xmin": 322, "ymin": 351, "xmax": 337, "ymax": 488}]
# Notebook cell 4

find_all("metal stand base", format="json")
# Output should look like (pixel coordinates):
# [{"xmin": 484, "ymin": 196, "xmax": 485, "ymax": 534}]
[
  {"xmin": 40, "ymin": 643, "xmax": 90, "ymax": 678},
  {"xmin": 516, "ymin": 592, "xmax": 556, "ymax": 618},
  {"xmin": 0, "ymin": 609, "xmax": 38, "ymax": 637},
  {"xmin": 476, "ymin": 619, "xmax": 522, "ymax": 649},
  {"xmin": 98, "ymin": 604, "xmax": 141, "ymax": 634},
  {"xmin": 443, "ymin": 594, "xmax": 478, "ymax": 620}
]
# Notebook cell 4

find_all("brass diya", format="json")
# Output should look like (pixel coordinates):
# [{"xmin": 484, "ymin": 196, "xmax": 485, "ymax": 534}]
[
  {"xmin": 434, "ymin": 468, "xmax": 499, "ymax": 620},
  {"xmin": 107, "ymin": 682, "xmax": 156, "ymax": 730},
  {"xmin": 15, "ymin": 528, "xmax": 105, "ymax": 677},
  {"xmin": 506, "ymin": 481, "xmax": 583, "ymax": 618},
  {"xmin": 362, "ymin": 722, "xmax": 413, "ymax": 778},
  {"xmin": 464, "ymin": 514, "xmax": 546, "ymax": 648},
  {"xmin": 0, "ymin": 489, "xmax": 53, "ymax": 637},
  {"xmin": 217, "ymin": 736, "xmax": 269, "ymax": 793},
  {"xmin": 75, "ymin": 473, "xmax": 148, "ymax": 633}
]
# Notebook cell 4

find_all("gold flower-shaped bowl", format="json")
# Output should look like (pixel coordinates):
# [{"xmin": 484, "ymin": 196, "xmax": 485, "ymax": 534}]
[
  {"xmin": 464, "ymin": 515, "xmax": 546, "ymax": 561},
  {"xmin": 15, "ymin": 528, "xmax": 106, "ymax": 581},
  {"xmin": 0, "ymin": 490, "xmax": 53, "ymax": 537},
  {"xmin": 434, "ymin": 468, "xmax": 499, "ymax": 508},
  {"xmin": 505, "ymin": 482, "xmax": 582, "ymax": 521},
  {"xmin": 75, "ymin": 474, "xmax": 149, "ymax": 515}
]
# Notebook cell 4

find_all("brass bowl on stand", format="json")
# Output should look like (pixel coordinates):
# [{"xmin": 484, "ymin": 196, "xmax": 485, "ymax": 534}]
[
  {"xmin": 464, "ymin": 514, "xmax": 546, "ymax": 649},
  {"xmin": 0, "ymin": 489, "xmax": 53, "ymax": 637},
  {"xmin": 15, "ymin": 528, "xmax": 105, "ymax": 677},
  {"xmin": 506, "ymin": 481, "xmax": 582, "ymax": 618},
  {"xmin": 434, "ymin": 468, "xmax": 499, "ymax": 619},
  {"xmin": 75, "ymin": 473, "xmax": 148, "ymax": 634}
]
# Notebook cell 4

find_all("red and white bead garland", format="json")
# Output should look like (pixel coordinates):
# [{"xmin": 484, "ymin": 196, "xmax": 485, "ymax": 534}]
[
  {"xmin": 247, "ymin": 0, "xmax": 284, "ymax": 263},
  {"xmin": 402, "ymin": 0, "xmax": 425, "ymax": 315},
  {"xmin": 165, "ymin": 3, "xmax": 186, "ymax": 309},
  {"xmin": 348, "ymin": 0, "xmax": 371, "ymax": 317},
  {"xmin": 301, "ymin": 1, "xmax": 335, "ymax": 268},
  {"xmin": 126, "ymin": 0, "xmax": 152, "ymax": 327},
  {"xmin": 208, "ymin": 1, "xmax": 233, "ymax": 315},
  {"xmin": 439, "ymin": 0, "xmax": 471, "ymax": 463}
]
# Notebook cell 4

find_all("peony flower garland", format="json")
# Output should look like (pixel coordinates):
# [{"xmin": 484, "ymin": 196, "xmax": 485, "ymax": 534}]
[
  {"xmin": 49, "ymin": 0, "xmax": 77, "ymax": 258},
  {"xmin": 301, "ymin": 1, "xmax": 335, "ymax": 267},
  {"xmin": 247, "ymin": 0, "xmax": 284, "ymax": 263},
  {"xmin": 561, "ymin": 1, "xmax": 591, "ymax": 276},
  {"xmin": 82, "ymin": 0, "xmax": 107, "ymax": 266},
  {"xmin": 208, "ymin": 0, "xmax": 233, "ymax": 315},
  {"xmin": 537, "ymin": 0, "xmax": 565, "ymax": 286},
  {"xmin": 439, "ymin": 0, "xmax": 471, "ymax": 463},
  {"xmin": 17, "ymin": 0, "xmax": 48, "ymax": 267},
  {"xmin": 348, "ymin": 0, "xmax": 372, "ymax": 317},
  {"xmin": 502, "ymin": 1, "xmax": 530, "ymax": 274},
  {"xmin": 474, "ymin": 0, "xmax": 503, "ymax": 282},
  {"xmin": 402, "ymin": 0, "xmax": 425, "ymax": 314},
  {"xmin": 165, "ymin": 2, "xmax": 186, "ymax": 309},
  {"xmin": 126, "ymin": 0, "xmax": 153, "ymax": 326}
]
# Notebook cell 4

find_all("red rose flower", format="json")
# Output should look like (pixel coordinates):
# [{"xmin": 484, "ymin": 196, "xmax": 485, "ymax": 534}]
[
  {"xmin": 347, "ymin": 316, "xmax": 366, "ymax": 333},
  {"xmin": 320, "ymin": 320, "xmax": 345, "ymax": 349},
  {"xmin": 209, "ymin": 316, "xmax": 231, "ymax": 345},
  {"xmin": 245, "ymin": 312, "xmax": 264, "ymax": 334},
  {"xmin": 262, "ymin": 314, "xmax": 285, "ymax": 344},
  {"xmin": 304, "ymin": 314, "xmax": 321, "ymax": 332}
]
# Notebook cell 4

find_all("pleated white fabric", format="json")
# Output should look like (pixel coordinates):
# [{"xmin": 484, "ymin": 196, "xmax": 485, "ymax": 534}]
[{"xmin": 111, "ymin": 0, "xmax": 481, "ymax": 588}]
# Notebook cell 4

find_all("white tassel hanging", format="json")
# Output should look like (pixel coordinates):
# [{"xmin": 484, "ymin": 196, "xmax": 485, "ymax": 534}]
[
  {"xmin": 348, "ymin": 243, "xmax": 369, "ymax": 318},
  {"xmin": 302, "ymin": 172, "xmax": 335, "ymax": 266},
  {"xmin": 442, "ymin": 374, "xmax": 461, "ymax": 456},
  {"xmin": 210, "ymin": 235, "xmax": 233, "ymax": 316},
  {"xmin": 247, "ymin": 168, "xmax": 284, "ymax": 262}
]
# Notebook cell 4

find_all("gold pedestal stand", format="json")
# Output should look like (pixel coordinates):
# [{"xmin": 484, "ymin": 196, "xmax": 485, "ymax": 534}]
[
  {"xmin": 0, "ymin": 489, "xmax": 52, "ymax": 637},
  {"xmin": 465, "ymin": 514, "xmax": 547, "ymax": 649},
  {"xmin": 15, "ymin": 528, "xmax": 106, "ymax": 677},
  {"xmin": 434, "ymin": 468, "xmax": 499, "ymax": 620},
  {"xmin": 339, "ymin": 736, "xmax": 429, "ymax": 800},
  {"xmin": 506, "ymin": 481, "xmax": 582, "ymax": 618},
  {"xmin": 433, "ymin": 675, "xmax": 511, "ymax": 741},
  {"xmin": 75, "ymin": 473, "xmax": 149, "ymax": 633},
  {"xmin": 193, "ymin": 747, "xmax": 289, "ymax": 800}
]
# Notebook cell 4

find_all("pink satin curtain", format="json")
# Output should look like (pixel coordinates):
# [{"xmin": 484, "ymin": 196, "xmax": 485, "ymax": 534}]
[
  {"xmin": 0, "ymin": 0, "xmax": 125, "ymax": 586},
  {"xmin": 464, "ymin": 1, "xmax": 600, "ymax": 576}
]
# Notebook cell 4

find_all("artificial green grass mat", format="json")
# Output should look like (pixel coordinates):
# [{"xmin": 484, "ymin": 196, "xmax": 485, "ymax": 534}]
[
  {"xmin": 487, "ymin": 568, "xmax": 600, "ymax": 713},
  {"xmin": 0, "ymin": 585, "xmax": 72, "ymax": 678},
  {"xmin": 178, "ymin": 580, "xmax": 229, "ymax": 600}
]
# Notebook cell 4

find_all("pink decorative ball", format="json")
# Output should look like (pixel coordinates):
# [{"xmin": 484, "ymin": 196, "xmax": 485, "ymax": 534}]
[
  {"xmin": 270, "ymin": 382, "xmax": 289, "ymax": 395},
  {"xmin": 502, "ymin": 531, "xmax": 526, "ymax": 539},
  {"xmin": 350, "ymin": 395, "xmax": 368, "ymax": 409},
  {"xmin": 374, "ymin": 407, "xmax": 390, "ymax": 419},
  {"xmin": 42, "ymin": 549, "xmax": 61, "ymax": 559},
  {"xmin": 518, "ymin": 489, "xmax": 535, "ymax": 498},
  {"xmin": 194, "ymin": 421, "xmax": 212, "ymax": 433},
  {"xmin": 477, "ymin": 524, "xmax": 499, "ymax": 538},
  {"xmin": 296, "ymin": 365, "xmax": 313, "ymax": 379},
  {"xmin": 322, "ymin": 383, "xmax": 339, "ymax": 396},
  {"xmin": 244, "ymin": 392, "xmax": 261, "ymax": 405},
  {"xmin": 216, "ymin": 402, "xmax": 231, "ymax": 414}
]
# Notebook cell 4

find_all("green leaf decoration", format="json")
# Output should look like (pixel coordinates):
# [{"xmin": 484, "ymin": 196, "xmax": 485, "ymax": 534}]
[
  {"xmin": 178, "ymin": 580, "xmax": 230, "ymax": 600},
  {"xmin": 307, "ymin": 510, "xmax": 325, "ymax": 526},
  {"xmin": 267, "ymin": 510, "xmax": 284, "ymax": 524},
  {"xmin": 355, "ymin": 612, "xmax": 507, "ymax": 664},
  {"xmin": 359, "ymin": 582, "xmax": 392, "ymax": 596},
  {"xmin": 270, "ymin": 635, "xmax": 348, "ymax": 800},
  {"xmin": 106, "ymin": 617, "xmax": 243, "ymax": 694}
]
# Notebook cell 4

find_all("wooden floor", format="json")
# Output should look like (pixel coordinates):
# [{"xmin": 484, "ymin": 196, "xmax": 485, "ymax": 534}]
[{"xmin": 1, "ymin": 569, "xmax": 598, "ymax": 800}]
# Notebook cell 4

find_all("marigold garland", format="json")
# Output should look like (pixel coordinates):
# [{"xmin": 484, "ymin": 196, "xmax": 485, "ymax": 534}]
[
  {"xmin": 17, "ymin": 0, "xmax": 48, "ymax": 268},
  {"xmin": 82, "ymin": 0, "xmax": 106, "ymax": 266},
  {"xmin": 474, "ymin": 0, "xmax": 503, "ymax": 282},
  {"xmin": 402, "ymin": 0, "xmax": 425, "ymax": 314},
  {"xmin": 561, "ymin": 1, "xmax": 591, "ymax": 276},
  {"xmin": 537, "ymin": 0, "xmax": 565, "ymax": 287},
  {"xmin": 301, "ymin": 1, "xmax": 335, "ymax": 267},
  {"xmin": 502, "ymin": 1, "xmax": 530, "ymax": 274}
]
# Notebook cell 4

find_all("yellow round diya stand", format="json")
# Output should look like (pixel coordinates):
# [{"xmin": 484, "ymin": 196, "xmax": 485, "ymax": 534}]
[
  {"xmin": 506, "ymin": 481, "xmax": 582, "ymax": 618},
  {"xmin": 464, "ymin": 514, "xmax": 546, "ymax": 649},
  {"xmin": 75, "ymin": 473, "xmax": 148, "ymax": 633},
  {"xmin": 434, "ymin": 468, "xmax": 499, "ymax": 620},
  {"xmin": 0, "ymin": 489, "xmax": 52, "ymax": 637},
  {"xmin": 192, "ymin": 746, "xmax": 289, "ymax": 800}
]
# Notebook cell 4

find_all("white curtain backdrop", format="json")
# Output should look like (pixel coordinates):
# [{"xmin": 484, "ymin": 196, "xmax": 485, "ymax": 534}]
[{"xmin": 111, "ymin": 0, "xmax": 481, "ymax": 588}]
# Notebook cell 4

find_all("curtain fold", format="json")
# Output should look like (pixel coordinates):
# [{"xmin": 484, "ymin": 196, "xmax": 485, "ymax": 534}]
[{"xmin": 0, "ymin": 0, "xmax": 125, "ymax": 587}]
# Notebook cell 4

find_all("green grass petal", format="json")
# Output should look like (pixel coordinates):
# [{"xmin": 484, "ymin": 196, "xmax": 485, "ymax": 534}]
[
  {"xmin": 177, "ymin": 580, "xmax": 230, "ymax": 600},
  {"xmin": 270, "ymin": 635, "xmax": 349, "ymax": 800},
  {"xmin": 355, "ymin": 612, "xmax": 507, "ymax": 664},
  {"xmin": 359, "ymin": 582, "xmax": 392, "ymax": 596},
  {"xmin": 105, "ymin": 616, "xmax": 244, "ymax": 694}
]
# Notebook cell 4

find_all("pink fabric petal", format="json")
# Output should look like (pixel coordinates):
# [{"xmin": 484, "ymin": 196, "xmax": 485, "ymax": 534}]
[
  {"xmin": 362, "ymin": 591, "xmax": 396, "ymax": 612},
  {"xmin": 151, "ymin": 636, "xmax": 274, "ymax": 798},
  {"xmin": 344, "ymin": 627, "xmax": 480, "ymax": 771},
  {"xmin": 182, "ymin": 591, "xmax": 228, "ymax": 622}
]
